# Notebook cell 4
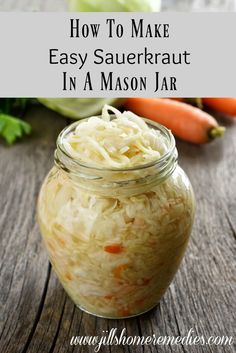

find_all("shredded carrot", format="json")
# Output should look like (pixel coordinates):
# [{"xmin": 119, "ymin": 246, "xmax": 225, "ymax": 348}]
[
  {"xmin": 104, "ymin": 244, "xmax": 124, "ymax": 254},
  {"xmin": 118, "ymin": 309, "xmax": 131, "ymax": 317},
  {"xmin": 112, "ymin": 264, "xmax": 129, "ymax": 279},
  {"xmin": 58, "ymin": 238, "xmax": 65, "ymax": 246},
  {"xmin": 134, "ymin": 298, "xmax": 146, "ymax": 306},
  {"xmin": 142, "ymin": 278, "xmax": 151, "ymax": 285},
  {"xmin": 65, "ymin": 272, "xmax": 72, "ymax": 281},
  {"xmin": 104, "ymin": 294, "xmax": 114, "ymax": 300}
]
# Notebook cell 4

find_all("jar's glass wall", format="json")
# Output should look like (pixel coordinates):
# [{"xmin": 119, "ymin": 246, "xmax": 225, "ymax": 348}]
[{"xmin": 37, "ymin": 163, "xmax": 195, "ymax": 318}]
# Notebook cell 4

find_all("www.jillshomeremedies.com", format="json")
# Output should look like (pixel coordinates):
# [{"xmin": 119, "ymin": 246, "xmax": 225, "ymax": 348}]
[{"xmin": 69, "ymin": 328, "xmax": 234, "ymax": 352}]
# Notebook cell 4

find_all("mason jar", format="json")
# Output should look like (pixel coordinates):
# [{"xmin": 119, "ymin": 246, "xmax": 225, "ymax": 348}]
[{"xmin": 37, "ymin": 118, "xmax": 195, "ymax": 319}]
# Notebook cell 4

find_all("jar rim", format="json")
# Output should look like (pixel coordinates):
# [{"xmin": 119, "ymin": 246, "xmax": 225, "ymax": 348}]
[{"xmin": 56, "ymin": 115, "xmax": 177, "ymax": 173}]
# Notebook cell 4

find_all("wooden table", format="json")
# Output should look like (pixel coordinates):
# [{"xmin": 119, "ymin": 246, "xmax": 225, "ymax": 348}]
[{"xmin": 0, "ymin": 1, "xmax": 236, "ymax": 353}]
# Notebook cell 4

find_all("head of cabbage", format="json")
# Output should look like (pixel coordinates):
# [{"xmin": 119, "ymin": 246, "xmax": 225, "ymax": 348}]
[
  {"xmin": 38, "ymin": 98, "xmax": 125, "ymax": 120},
  {"xmin": 68, "ymin": 0, "xmax": 161, "ymax": 12}
]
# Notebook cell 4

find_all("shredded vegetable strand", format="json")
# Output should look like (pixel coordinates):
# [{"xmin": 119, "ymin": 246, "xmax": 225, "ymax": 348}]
[{"xmin": 63, "ymin": 105, "xmax": 168, "ymax": 168}]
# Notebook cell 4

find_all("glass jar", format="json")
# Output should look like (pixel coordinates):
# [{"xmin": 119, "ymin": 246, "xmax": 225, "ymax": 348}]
[{"xmin": 37, "ymin": 118, "xmax": 195, "ymax": 319}]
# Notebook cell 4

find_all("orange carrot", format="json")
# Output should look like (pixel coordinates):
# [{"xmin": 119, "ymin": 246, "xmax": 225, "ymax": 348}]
[
  {"xmin": 125, "ymin": 98, "xmax": 225, "ymax": 144},
  {"xmin": 104, "ymin": 244, "xmax": 123, "ymax": 254},
  {"xmin": 202, "ymin": 98, "xmax": 236, "ymax": 117}
]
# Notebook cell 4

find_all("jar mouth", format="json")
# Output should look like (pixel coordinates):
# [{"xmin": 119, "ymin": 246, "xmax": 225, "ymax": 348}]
[{"xmin": 56, "ymin": 116, "xmax": 176, "ymax": 173}]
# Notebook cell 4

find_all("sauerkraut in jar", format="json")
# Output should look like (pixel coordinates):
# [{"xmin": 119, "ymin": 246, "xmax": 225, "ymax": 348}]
[{"xmin": 37, "ymin": 105, "xmax": 195, "ymax": 319}]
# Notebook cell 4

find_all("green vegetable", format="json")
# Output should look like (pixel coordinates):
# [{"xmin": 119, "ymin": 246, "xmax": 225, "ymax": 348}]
[
  {"xmin": 0, "ymin": 99, "xmax": 31, "ymax": 144},
  {"xmin": 37, "ymin": 98, "xmax": 125, "ymax": 120},
  {"xmin": 0, "ymin": 113, "xmax": 31, "ymax": 144},
  {"xmin": 68, "ymin": 0, "xmax": 161, "ymax": 12}
]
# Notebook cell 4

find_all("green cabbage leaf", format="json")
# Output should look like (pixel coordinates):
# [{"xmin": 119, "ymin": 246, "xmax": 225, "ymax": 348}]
[
  {"xmin": 68, "ymin": 0, "xmax": 161, "ymax": 12},
  {"xmin": 38, "ymin": 98, "xmax": 124, "ymax": 120}
]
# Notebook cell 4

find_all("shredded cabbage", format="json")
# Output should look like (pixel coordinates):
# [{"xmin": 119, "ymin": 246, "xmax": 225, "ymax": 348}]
[
  {"xmin": 68, "ymin": 0, "xmax": 161, "ymax": 12},
  {"xmin": 37, "ymin": 106, "xmax": 195, "ymax": 318},
  {"xmin": 63, "ymin": 105, "xmax": 169, "ymax": 169}
]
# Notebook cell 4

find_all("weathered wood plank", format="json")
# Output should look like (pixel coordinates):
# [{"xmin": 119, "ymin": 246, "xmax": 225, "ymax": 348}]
[{"xmin": 0, "ymin": 106, "xmax": 67, "ymax": 353}]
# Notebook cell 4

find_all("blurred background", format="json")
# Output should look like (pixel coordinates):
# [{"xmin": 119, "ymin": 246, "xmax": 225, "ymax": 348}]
[{"xmin": 0, "ymin": 0, "xmax": 235, "ymax": 12}]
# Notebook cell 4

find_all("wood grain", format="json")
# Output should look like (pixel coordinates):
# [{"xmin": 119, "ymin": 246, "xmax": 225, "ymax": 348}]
[
  {"xmin": 0, "ymin": 1, "xmax": 236, "ymax": 353},
  {"xmin": 0, "ymin": 107, "xmax": 67, "ymax": 353}
]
